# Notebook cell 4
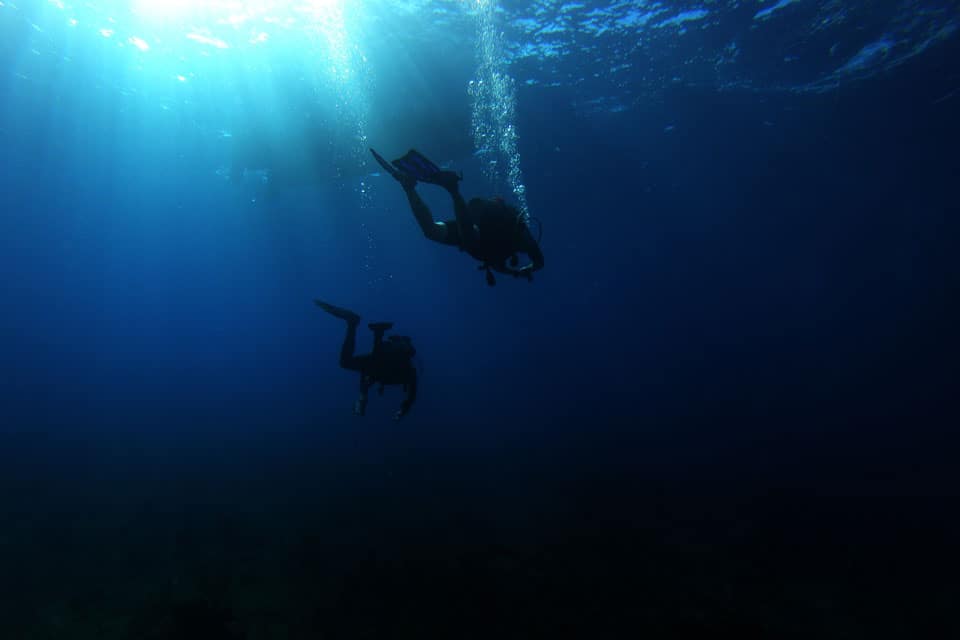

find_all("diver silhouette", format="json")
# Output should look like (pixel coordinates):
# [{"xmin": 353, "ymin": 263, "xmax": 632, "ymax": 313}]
[
  {"xmin": 315, "ymin": 300, "xmax": 418, "ymax": 421},
  {"xmin": 371, "ymin": 147, "xmax": 544, "ymax": 286}
]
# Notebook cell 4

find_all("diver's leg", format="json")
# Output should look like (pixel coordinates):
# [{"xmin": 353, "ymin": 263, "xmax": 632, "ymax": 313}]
[
  {"xmin": 443, "ymin": 184, "xmax": 476, "ymax": 248},
  {"xmin": 315, "ymin": 300, "xmax": 365, "ymax": 369},
  {"xmin": 402, "ymin": 185, "xmax": 459, "ymax": 246},
  {"xmin": 446, "ymin": 184, "xmax": 470, "ymax": 222},
  {"xmin": 338, "ymin": 320, "xmax": 363, "ymax": 370}
]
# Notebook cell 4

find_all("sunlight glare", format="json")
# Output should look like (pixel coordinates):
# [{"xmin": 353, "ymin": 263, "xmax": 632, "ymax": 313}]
[
  {"xmin": 129, "ymin": 36, "xmax": 150, "ymax": 51},
  {"xmin": 132, "ymin": 0, "xmax": 193, "ymax": 20},
  {"xmin": 130, "ymin": 0, "xmax": 346, "ymax": 25}
]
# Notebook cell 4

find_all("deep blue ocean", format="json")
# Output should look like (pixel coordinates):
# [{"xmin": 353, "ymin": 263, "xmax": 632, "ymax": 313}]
[{"xmin": 2, "ymin": 1, "xmax": 959, "ymax": 637}]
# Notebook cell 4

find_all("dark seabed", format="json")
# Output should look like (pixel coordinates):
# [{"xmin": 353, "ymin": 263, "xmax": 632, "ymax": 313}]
[{"xmin": 1, "ymin": 1, "xmax": 959, "ymax": 638}]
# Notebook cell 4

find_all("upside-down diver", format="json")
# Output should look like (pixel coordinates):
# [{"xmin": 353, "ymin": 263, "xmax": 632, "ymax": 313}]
[{"xmin": 371, "ymin": 147, "xmax": 544, "ymax": 286}]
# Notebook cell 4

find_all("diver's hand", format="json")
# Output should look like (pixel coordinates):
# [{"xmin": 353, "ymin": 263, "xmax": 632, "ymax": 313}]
[
  {"xmin": 394, "ymin": 402, "xmax": 412, "ymax": 421},
  {"xmin": 512, "ymin": 266, "xmax": 534, "ymax": 282}
]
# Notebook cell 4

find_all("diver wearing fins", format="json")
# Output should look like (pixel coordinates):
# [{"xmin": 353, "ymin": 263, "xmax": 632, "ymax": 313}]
[
  {"xmin": 315, "ymin": 300, "xmax": 418, "ymax": 421},
  {"xmin": 370, "ymin": 147, "xmax": 544, "ymax": 286}
]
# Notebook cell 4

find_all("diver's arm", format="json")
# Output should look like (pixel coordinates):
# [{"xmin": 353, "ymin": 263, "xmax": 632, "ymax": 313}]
[
  {"xmin": 354, "ymin": 379, "xmax": 371, "ymax": 416},
  {"xmin": 514, "ymin": 256, "xmax": 544, "ymax": 279},
  {"xmin": 403, "ymin": 186, "xmax": 458, "ymax": 246},
  {"xmin": 394, "ymin": 368, "xmax": 418, "ymax": 421},
  {"xmin": 491, "ymin": 264, "xmax": 533, "ymax": 281},
  {"xmin": 504, "ymin": 229, "xmax": 544, "ymax": 280}
]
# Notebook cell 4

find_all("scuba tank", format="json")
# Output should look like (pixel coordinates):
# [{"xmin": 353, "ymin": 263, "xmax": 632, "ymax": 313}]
[
  {"xmin": 371, "ymin": 334, "xmax": 416, "ymax": 376},
  {"xmin": 383, "ymin": 335, "xmax": 416, "ymax": 359}
]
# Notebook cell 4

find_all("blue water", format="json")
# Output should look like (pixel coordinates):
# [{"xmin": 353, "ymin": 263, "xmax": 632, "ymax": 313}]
[{"xmin": 2, "ymin": 1, "xmax": 959, "ymax": 637}]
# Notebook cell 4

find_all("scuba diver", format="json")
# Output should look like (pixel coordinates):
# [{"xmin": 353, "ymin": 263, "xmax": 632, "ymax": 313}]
[
  {"xmin": 315, "ymin": 300, "xmax": 418, "ymax": 421},
  {"xmin": 370, "ymin": 147, "xmax": 544, "ymax": 286}
]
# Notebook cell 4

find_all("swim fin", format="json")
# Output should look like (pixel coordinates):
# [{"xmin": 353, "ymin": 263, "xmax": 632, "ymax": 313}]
[
  {"xmin": 392, "ymin": 149, "xmax": 441, "ymax": 180},
  {"xmin": 392, "ymin": 149, "xmax": 463, "ymax": 190},
  {"xmin": 370, "ymin": 148, "xmax": 404, "ymax": 181},
  {"xmin": 315, "ymin": 300, "xmax": 361, "ymax": 325}
]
